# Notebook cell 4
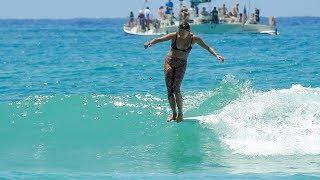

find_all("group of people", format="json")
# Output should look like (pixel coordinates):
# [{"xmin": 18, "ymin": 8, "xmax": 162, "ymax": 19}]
[
  {"xmin": 127, "ymin": 1, "xmax": 268, "ymax": 32},
  {"xmin": 213, "ymin": 3, "xmax": 246, "ymax": 24},
  {"xmin": 191, "ymin": 3, "xmax": 261, "ymax": 24},
  {"xmin": 127, "ymin": 0, "xmax": 175, "ymax": 32},
  {"xmin": 128, "ymin": 6, "xmax": 154, "ymax": 31},
  {"xmin": 171, "ymin": 3, "xmax": 254, "ymax": 25}
]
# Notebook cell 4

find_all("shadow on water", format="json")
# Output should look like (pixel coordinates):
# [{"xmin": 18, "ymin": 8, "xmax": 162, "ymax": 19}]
[
  {"xmin": 167, "ymin": 123, "xmax": 204, "ymax": 173},
  {"xmin": 166, "ymin": 119, "xmax": 231, "ymax": 174}
]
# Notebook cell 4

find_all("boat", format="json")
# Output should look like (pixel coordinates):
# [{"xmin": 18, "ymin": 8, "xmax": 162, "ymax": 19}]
[{"xmin": 123, "ymin": 0, "xmax": 278, "ymax": 36}]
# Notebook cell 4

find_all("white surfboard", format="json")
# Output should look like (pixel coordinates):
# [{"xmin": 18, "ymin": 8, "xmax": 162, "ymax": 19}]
[{"xmin": 167, "ymin": 116, "xmax": 203, "ymax": 123}]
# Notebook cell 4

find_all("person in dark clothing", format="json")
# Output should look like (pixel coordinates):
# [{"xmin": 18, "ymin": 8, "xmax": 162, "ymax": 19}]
[{"xmin": 211, "ymin": 7, "xmax": 219, "ymax": 24}]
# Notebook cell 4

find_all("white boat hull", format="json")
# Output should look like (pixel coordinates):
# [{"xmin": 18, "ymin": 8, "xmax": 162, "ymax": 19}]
[
  {"xmin": 123, "ymin": 23, "xmax": 277, "ymax": 36},
  {"xmin": 165, "ymin": 23, "xmax": 245, "ymax": 34},
  {"xmin": 123, "ymin": 26, "xmax": 166, "ymax": 36},
  {"xmin": 243, "ymin": 24, "xmax": 277, "ymax": 35}
]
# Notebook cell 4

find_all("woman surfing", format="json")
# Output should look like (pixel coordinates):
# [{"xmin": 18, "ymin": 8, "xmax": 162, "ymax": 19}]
[{"xmin": 144, "ymin": 22, "xmax": 224, "ymax": 122}]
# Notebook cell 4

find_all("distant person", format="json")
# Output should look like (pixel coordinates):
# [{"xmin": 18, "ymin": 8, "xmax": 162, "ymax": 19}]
[
  {"xmin": 158, "ymin": 6, "xmax": 166, "ymax": 20},
  {"xmin": 195, "ymin": 6, "xmax": 199, "ymax": 17},
  {"xmin": 144, "ymin": 7, "xmax": 152, "ymax": 30},
  {"xmin": 232, "ymin": 3, "xmax": 240, "ymax": 17},
  {"xmin": 144, "ymin": 22, "xmax": 224, "ymax": 122},
  {"xmin": 165, "ymin": 0, "xmax": 174, "ymax": 15},
  {"xmin": 238, "ymin": 13, "xmax": 243, "ymax": 23},
  {"xmin": 180, "ymin": 6, "xmax": 190, "ymax": 22},
  {"xmin": 243, "ymin": 5, "xmax": 248, "ymax": 23},
  {"xmin": 200, "ymin": 7, "xmax": 209, "ymax": 16},
  {"xmin": 211, "ymin": 7, "xmax": 219, "ymax": 24},
  {"xmin": 153, "ymin": 19, "xmax": 161, "ymax": 30},
  {"xmin": 249, "ymin": 13, "xmax": 256, "ymax": 24},
  {"xmin": 222, "ymin": 4, "xmax": 228, "ymax": 16},
  {"xmin": 128, "ymin": 11, "xmax": 135, "ymax": 27},
  {"xmin": 254, "ymin": 8, "xmax": 260, "ymax": 23},
  {"xmin": 165, "ymin": 6, "xmax": 171, "ymax": 18},
  {"xmin": 269, "ymin": 16, "xmax": 276, "ymax": 27},
  {"xmin": 137, "ymin": 10, "xmax": 146, "ymax": 31},
  {"xmin": 272, "ymin": 17, "xmax": 278, "ymax": 35}
]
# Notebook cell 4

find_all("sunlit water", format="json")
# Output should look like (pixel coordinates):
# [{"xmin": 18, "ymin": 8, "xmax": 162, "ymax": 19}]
[{"xmin": 0, "ymin": 17, "xmax": 320, "ymax": 179}]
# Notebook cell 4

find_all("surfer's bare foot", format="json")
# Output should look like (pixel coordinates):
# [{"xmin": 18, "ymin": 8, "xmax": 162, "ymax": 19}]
[
  {"xmin": 176, "ymin": 113, "xmax": 183, "ymax": 123},
  {"xmin": 167, "ymin": 114, "xmax": 177, "ymax": 122}
]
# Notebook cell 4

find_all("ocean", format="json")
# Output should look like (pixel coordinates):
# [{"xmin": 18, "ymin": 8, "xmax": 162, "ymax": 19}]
[{"xmin": 0, "ymin": 17, "xmax": 319, "ymax": 179}]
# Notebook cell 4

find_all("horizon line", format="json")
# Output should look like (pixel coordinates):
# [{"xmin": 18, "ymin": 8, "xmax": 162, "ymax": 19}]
[{"xmin": 0, "ymin": 15, "xmax": 319, "ymax": 20}]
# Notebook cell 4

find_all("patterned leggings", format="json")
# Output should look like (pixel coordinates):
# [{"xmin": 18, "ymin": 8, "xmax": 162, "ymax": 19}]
[{"xmin": 164, "ymin": 56, "xmax": 187, "ymax": 98}]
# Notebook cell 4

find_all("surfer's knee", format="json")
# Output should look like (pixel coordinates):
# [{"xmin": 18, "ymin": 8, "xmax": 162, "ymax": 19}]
[
  {"xmin": 172, "ymin": 85, "xmax": 181, "ymax": 94},
  {"xmin": 167, "ymin": 92, "xmax": 174, "ymax": 99},
  {"xmin": 173, "ymin": 90, "xmax": 180, "ymax": 95},
  {"xmin": 167, "ymin": 88, "xmax": 174, "ymax": 99}
]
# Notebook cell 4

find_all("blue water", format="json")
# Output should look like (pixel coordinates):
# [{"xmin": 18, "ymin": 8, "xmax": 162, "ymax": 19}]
[{"xmin": 0, "ymin": 17, "xmax": 320, "ymax": 179}]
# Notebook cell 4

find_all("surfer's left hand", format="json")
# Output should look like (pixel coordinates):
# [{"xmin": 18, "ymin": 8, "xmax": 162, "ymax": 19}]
[
  {"xmin": 144, "ymin": 42, "xmax": 151, "ymax": 49},
  {"xmin": 217, "ymin": 55, "xmax": 224, "ymax": 62}
]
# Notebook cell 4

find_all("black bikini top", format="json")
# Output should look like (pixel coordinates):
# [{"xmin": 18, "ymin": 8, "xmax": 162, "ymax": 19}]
[{"xmin": 171, "ymin": 33, "xmax": 193, "ymax": 53}]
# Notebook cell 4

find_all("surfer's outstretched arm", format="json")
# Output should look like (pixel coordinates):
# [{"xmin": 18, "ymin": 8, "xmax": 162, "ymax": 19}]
[
  {"xmin": 144, "ymin": 33, "xmax": 176, "ymax": 49},
  {"xmin": 194, "ymin": 36, "xmax": 224, "ymax": 62}
]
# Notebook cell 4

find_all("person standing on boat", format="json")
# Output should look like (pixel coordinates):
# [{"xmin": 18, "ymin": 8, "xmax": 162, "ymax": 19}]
[
  {"xmin": 143, "ymin": 22, "xmax": 224, "ymax": 122},
  {"xmin": 128, "ymin": 11, "xmax": 135, "ymax": 27},
  {"xmin": 211, "ymin": 7, "xmax": 219, "ymax": 24},
  {"xmin": 269, "ymin": 16, "xmax": 276, "ymax": 27},
  {"xmin": 254, "ymin": 8, "xmax": 260, "ymax": 23},
  {"xmin": 180, "ymin": 6, "xmax": 190, "ymax": 22},
  {"xmin": 165, "ymin": 7, "xmax": 171, "ymax": 20},
  {"xmin": 137, "ymin": 10, "xmax": 146, "ymax": 31},
  {"xmin": 158, "ymin": 6, "xmax": 166, "ymax": 20},
  {"xmin": 238, "ymin": 13, "xmax": 243, "ymax": 23},
  {"xmin": 165, "ymin": 0, "xmax": 174, "ymax": 15},
  {"xmin": 222, "ymin": 4, "xmax": 228, "ymax": 17},
  {"xmin": 200, "ymin": 7, "xmax": 209, "ymax": 17},
  {"xmin": 144, "ymin": 7, "xmax": 152, "ymax": 30},
  {"xmin": 195, "ymin": 6, "xmax": 199, "ymax": 17},
  {"xmin": 232, "ymin": 3, "xmax": 240, "ymax": 17}
]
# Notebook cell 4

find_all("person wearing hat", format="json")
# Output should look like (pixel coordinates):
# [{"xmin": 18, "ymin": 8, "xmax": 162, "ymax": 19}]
[{"xmin": 144, "ymin": 22, "xmax": 224, "ymax": 122}]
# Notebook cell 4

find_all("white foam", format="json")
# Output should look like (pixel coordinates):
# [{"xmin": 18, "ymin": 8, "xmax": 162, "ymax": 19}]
[{"xmin": 201, "ymin": 84, "xmax": 320, "ymax": 156}]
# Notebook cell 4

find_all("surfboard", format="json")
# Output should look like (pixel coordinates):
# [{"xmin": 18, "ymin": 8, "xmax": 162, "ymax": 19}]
[
  {"xmin": 167, "ymin": 116, "xmax": 202, "ymax": 123},
  {"xmin": 167, "ymin": 114, "xmax": 218, "ymax": 123}
]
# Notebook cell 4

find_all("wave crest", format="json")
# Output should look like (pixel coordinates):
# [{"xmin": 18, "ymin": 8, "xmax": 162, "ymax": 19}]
[{"xmin": 199, "ymin": 84, "xmax": 320, "ymax": 156}]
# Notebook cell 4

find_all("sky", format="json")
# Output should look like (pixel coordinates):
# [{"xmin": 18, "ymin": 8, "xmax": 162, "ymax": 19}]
[{"xmin": 0, "ymin": 0, "xmax": 319, "ymax": 19}]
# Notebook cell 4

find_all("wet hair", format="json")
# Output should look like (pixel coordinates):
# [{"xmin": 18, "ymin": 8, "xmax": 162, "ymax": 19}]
[{"xmin": 178, "ymin": 22, "xmax": 190, "ymax": 31}]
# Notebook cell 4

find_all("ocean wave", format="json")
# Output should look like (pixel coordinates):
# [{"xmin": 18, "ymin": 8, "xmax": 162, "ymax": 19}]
[
  {"xmin": 198, "ymin": 84, "xmax": 320, "ymax": 156},
  {"xmin": 1, "ymin": 80, "xmax": 319, "ymax": 157}
]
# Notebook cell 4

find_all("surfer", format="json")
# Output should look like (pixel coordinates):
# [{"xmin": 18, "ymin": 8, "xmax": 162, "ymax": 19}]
[{"xmin": 144, "ymin": 22, "xmax": 224, "ymax": 122}]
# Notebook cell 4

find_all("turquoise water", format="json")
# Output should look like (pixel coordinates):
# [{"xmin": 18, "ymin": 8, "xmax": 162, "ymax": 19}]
[{"xmin": 0, "ymin": 17, "xmax": 320, "ymax": 179}]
